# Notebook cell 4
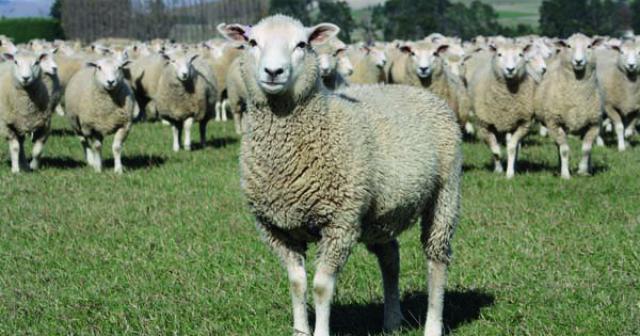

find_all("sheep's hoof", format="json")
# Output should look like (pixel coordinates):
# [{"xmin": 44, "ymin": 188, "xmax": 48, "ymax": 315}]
[
  {"xmin": 173, "ymin": 146, "xmax": 180, "ymax": 153},
  {"xmin": 114, "ymin": 168, "xmax": 124, "ymax": 175},
  {"xmin": 494, "ymin": 166, "xmax": 504, "ymax": 174},
  {"xmin": 561, "ymin": 173, "xmax": 571, "ymax": 180},
  {"xmin": 184, "ymin": 145, "xmax": 191, "ymax": 152},
  {"xmin": 577, "ymin": 169, "xmax": 591, "ymax": 177},
  {"xmin": 506, "ymin": 172, "xmax": 515, "ymax": 179},
  {"xmin": 11, "ymin": 168, "xmax": 20, "ymax": 174},
  {"xmin": 29, "ymin": 160, "xmax": 39, "ymax": 171},
  {"xmin": 383, "ymin": 314, "xmax": 404, "ymax": 333}
]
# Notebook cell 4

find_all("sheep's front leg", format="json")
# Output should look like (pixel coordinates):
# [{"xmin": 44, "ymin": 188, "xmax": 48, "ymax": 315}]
[
  {"xmin": 256, "ymin": 223, "xmax": 310, "ymax": 335},
  {"xmin": 625, "ymin": 115, "xmax": 638, "ymax": 139},
  {"xmin": 8, "ymin": 136, "xmax": 24, "ymax": 173},
  {"xmin": 90, "ymin": 138, "xmax": 103, "ymax": 173},
  {"xmin": 606, "ymin": 105, "xmax": 626, "ymax": 151},
  {"xmin": 112, "ymin": 126, "xmax": 130, "ymax": 174},
  {"xmin": 171, "ymin": 123, "xmax": 182, "ymax": 152},
  {"xmin": 221, "ymin": 100, "xmax": 229, "ymax": 121},
  {"xmin": 314, "ymin": 225, "xmax": 358, "ymax": 336},
  {"xmin": 214, "ymin": 101, "xmax": 222, "ymax": 122},
  {"xmin": 506, "ymin": 123, "xmax": 530, "ymax": 179},
  {"xmin": 183, "ymin": 117, "xmax": 194, "ymax": 151},
  {"xmin": 30, "ymin": 126, "xmax": 50, "ymax": 171},
  {"xmin": 578, "ymin": 126, "xmax": 599, "ymax": 176},
  {"xmin": 478, "ymin": 127, "xmax": 503, "ymax": 173},
  {"xmin": 367, "ymin": 240, "xmax": 403, "ymax": 332}
]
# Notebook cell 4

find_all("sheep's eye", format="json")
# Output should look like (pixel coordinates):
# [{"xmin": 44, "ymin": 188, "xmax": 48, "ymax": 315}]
[
  {"xmin": 519, "ymin": 53, "xmax": 524, "ymax": 57},
  {"xmin": 249, "ymin": 39, "xmax": 257, "ymax": 48},
  {"xmin": 296, "ymin": 41, "xmax": 307, "ymax": 49},
  {"xmin": 587, "ymin": 45, "xmax": 592, "ymax": 49},
  {"xmin": 410, "ymin": 52, "xmax": 416, "ymax": 56},
  {"xmin": 498, "ymin": 53, "xmax": 502, "ymax": 57}
]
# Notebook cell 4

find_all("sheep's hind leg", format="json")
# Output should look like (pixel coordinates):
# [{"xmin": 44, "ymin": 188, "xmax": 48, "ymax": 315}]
[
  {"xmin": 578, "ymin": 126, "xmax": 599, "ymax": 176},
  {"xmin": 367, "ymin": 240, "xmax": 403, "ymax": 332},
  {"xmin": 90, "ymin": 138, "xmax": 103, "ymax": 173},
  {"xmin": 607, "ymin": 106, "xmax": 626, "ymax": 151},
  {"xmin": 221, "ymin": 99, "xmax": 229, "ymax": 121},
  {"xmin": 625, "ymin": 115, "xmax": 638, "ymax": 139},
  {"xmin": 479, "ymin": 127, "xmax": 503, "ymax": 173},
  {"xmin": 112, "ymin": 126, "xmax": 130, "ymax": 174},
  {"xmin": 30, "ymin": 126, "xmax": 49, "ymax": 171},
  {"xmin": 313, "ymin": 225, "xmax": 358, "ymax": 336},
  {"xmin": 214, "ymin": 101, "xmax": 222, "ymax": 122},
  {"xmin": 421, "ymin": 166, "xmax": 460, "ymax": 336},
  {"xmin": 8, "ymin": 136, "xmax": 23, "ymax": 173},
  {"xmin": 183, "ymin": 117, "xmax": 194, "ymax": 151},
  {"xmin": 506, "ymin": 123, "xmax": 530, "ymax": 179},
  {"xmin": 199, "ymin": 120, "xmax": 208, "ymax": 148},
  {"xmin": 256, "ymin": 223, "xmax": 310, "ymax": 336}
]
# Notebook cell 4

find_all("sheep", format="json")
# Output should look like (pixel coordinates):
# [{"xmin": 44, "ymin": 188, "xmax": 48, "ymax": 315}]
[
  {"xmin": 0, "ymin": 50, "xmax": 60, "ymax": 173},
  {"xmin": 388, "ymin": 40, "xmax": 470, "ymax": 131},
  {"xmin": 219, "ymin": 15, "xmax": 461, "ymax": 336},
  {"xmin": 128, "ymin": 53, "xmax": 166, "ymax": 121},
  {"xmin": 63, "ymin": 56, "xmax": 137, "ymax": 174},
  {"xmin": 346, "ymin": 44, "xmax": 387, "ymax": 85},
  {"xmin": 225, "ymin": 55, "xmax": 248, "ymax": 135},
  {"xmin": 596, "ymin": 40, "xmax": 640, "ymax": 151},
  {"xmin": 314, "ymin": 37, "xmax": 353, "ymax": 90},
  {"xmin": 202, "ymin": 39, "xmax": 243, "ymax": 122},
  {"xmin": 534, "ymin": 34, "xmax": 603, "ymax": 179},
  {"xmin": 154, "ymin": 49, "xmax": 217, "ymax": 151},
  {"xmin": 468, "ymin": 41, "xmax": 537, "ymax": 178}
]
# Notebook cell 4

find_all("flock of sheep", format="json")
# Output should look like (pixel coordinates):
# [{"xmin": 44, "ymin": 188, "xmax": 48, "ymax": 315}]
[{"xmin": 0, "ymin": 13, "xmax": 638, "ymax": 336}]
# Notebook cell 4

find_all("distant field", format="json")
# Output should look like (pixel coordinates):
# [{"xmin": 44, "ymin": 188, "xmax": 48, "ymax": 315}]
[{"xmin": 455, "ymin": 0, "xmax": 542, "ymax": 26}]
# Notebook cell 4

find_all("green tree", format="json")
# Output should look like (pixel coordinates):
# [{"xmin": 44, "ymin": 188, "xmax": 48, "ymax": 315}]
[
  {"xmin": 316, "ymin": 1, "xmax": 354, "ymax": 42},
  {"xmin": 270, "ymin": 0, "xmax": 311, "ymax": 25},
  {"xmin": 540, "ymin": 0, "xmax": 629, "ymax": 37},
  {"xmin": 50, "ymin": 0, "xmax": 62, "ymax": 20}
]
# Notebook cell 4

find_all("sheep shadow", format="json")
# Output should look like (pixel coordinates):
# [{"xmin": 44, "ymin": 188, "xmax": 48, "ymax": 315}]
[
  {"xmin": 328, "ymin": 288, "xmax": 494, "ymax": 336},
  {"xmin": 192, "ymin": 136, "xmax": 239, "ymax": 151},
  {"xmin": 103, "ymin": 154, "xmax": 167, "ymax": 170},
  {"xmin": 40, "ymin": 156, "xmax": 84, "ymax": 169},
  {"xmin": 49, "ymin": 129, "xmax": 77, "ymax": 137}
]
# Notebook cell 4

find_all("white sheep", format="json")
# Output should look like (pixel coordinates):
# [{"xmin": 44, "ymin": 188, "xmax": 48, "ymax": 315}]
[
  {"xmin": 63, "ymin": 56, "xmax": 137, "ymax": 174},
  {"xmin": 0, "ymin": 50, "xmax": 60, "ymax": 173},
  {"xmin": 346, "ymin": 44, "xmax": 387, "ymax": 85},
  {"xmin": 220, "ymin": 15, "xmax": 461, "ymax": 336},
  {"xmin": 154, "ymin": 49, "xmax": 217, "ymax": 151},
  {"xmin": 535, "ymin": 34, "xmax": 603, "ymax": 179},
  {"xmin": 314, "ymin": 37, "xmax": 353, "ymax": 90},
  {"xmin": 202, "ymin": 39, "xmax": 243, "ymax": 122},
  {"xmin": 468, "ymin": 41, "xmax": 537, "ymax": 178},
  {"xmin": 596, "ymin": 40, "xmax": 640, "ymax": 151},
  {"xmin": 225, "ymin": 56, "xmax": 248, "ymax": 135}
]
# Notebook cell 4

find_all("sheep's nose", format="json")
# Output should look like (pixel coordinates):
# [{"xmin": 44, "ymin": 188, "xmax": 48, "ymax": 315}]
[
  {"xmin": 575, "ymin": 59, "xmax": 585, "ymax": 66},
  {"xmin": 21, "ymin": 76, "xmax": 30, "ymax": 82},
  {"xmin": 264, "ymin": 67, "xmax": 284, "ymax": 78},
  {"xmin": 506, "ymin": 67, "xmax": 515, "ymax": 73},
  {"xmin": 107, "ymin": 80, "xmax": 115, "ymax": 86},
  {"xmin": 541, "ymin": 67, "xmax": 547, "ymax": 75},
  {"xmin": 419, "ymin": 66, "xmax": 430, "ymax": 73}
]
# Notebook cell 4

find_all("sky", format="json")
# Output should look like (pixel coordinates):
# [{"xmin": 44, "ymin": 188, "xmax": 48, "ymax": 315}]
[{"xmin": 0, "ymin": 0, "xmax": 53, "ymax": 18}]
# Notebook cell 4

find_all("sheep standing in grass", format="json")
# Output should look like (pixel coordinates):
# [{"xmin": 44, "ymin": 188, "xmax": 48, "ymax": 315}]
[
  {"xmin": 0, "ymin": 51, "xmax": 60, "ymax": 173},
  {"xmin": 203, "ymin": 39, "xmax": 243, "ymax": 122},
  {"xmin": 129, "ymin": 53, "xmax": 166, "ymax": 120},
  {"xmin": 469, "ymin": 41, "xmax": 537, "ymax": 178},
  {"xmin": 535, "ymin": 34, "xmax": 603, "ymax": 179},
  {"xmin": 388, "ymin": 40, "xmax": 469, "ymax": 130},
  {"xmin": 596, "ymin": 40, "xmax": 640, "ymax": 151},
  {"xmin": 220, "ymin": 15, "xmax": 461, "ymax": 336},
  {"xmin": 154, "ymin": 50, "xmax": 217, "ymax": 151},
  {"xmin": 63, "ymin": 56, "xmax": 137, "ymax": 174}
]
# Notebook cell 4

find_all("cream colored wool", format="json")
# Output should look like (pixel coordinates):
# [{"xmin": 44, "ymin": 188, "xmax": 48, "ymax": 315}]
[{"xmin": 225, "ymin": 56, "xmax": 248, "ymax": 135}]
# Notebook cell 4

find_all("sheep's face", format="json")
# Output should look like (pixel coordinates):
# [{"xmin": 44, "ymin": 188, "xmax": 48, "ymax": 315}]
[
  {"xmin": 87, "ymin": 58, "xmax": 129, "ymax": 91},
  {"xmin": 162, "ymin": 51, "xmax": 199, "ymax": 82},
  {"xmin": 556, "ymin": 34, "xmax": 602, "ymax": 71},
  {"xmin": 336, "ymin": 49, "xmax": 353, "ymax": 77},
  {"xmin": 219, "ymin": 15, "xmax": 340, "ymax": 95},
  {"xmin": 317, "ymin": 47, "xmax": 349, "ymax": 77},
  {"xmin": 525, "ymin": 45, "xmax": 547, "ymax": 79},
  {"xmin": 40, "ymin": 49, "xmax": 59, "ymax": 76},
  {"xmin": 364, "ymin": 46, "xmax": 387, "ymax": 68},
  {"xmin": 400, "ymin": 42, "xmax": 449, "ymax": 79},
  {"xmin": 611, "ymin": 41, "xmax": 640, "ymax": 74},
  {"xmin": 204, "ymin": 41, "xmax": 226, "ymax": 59},
  {"xmin": 490, "ymin": 43, "xmax": 530, "ymax": 80},
  {"xmin": 3, "ymin": 52, "xmax": 47, "ymax": 87}
]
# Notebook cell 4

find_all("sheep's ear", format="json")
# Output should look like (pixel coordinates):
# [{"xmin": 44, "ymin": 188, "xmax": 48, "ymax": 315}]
[
  {"xmin": 306, "ymin": 23, "xmax": 340, "ymax": 46},
  {"xmin": 435, "ymin": 44, "xmax": 449, "ymax": 56},
  {"xmin": 554, "ymin": 40, "xmax": 568, "ymax": 48},
  {"xmin": 189, "ymin": 54, "xmax": 200, "ymax": 63},
  {"xmin": 361, "ymin": 46, "xmax": 371, "ymax": 54},
  {"xmin": 160, "ymin": 52, "xmax": 171, "ymax": 61},
  {"xmin": 50, "ymin": 47, "xmax": 59, "ymax": 55},
  {"xmin": 120, "ymin": 60, "xmax": 132, "ymax": 68},
  {"xmin": 335, "ymin": 48, "xmax": 347, "ymax": 57},
  {"xmin": 218, "ymin": 23, "xmax": 250, "ymax": 43},
  {"xmin": 609, "ymin": 44, "xmax": 621, "ymax": 53},
  {"xmin": 399, "ymin": 45, "xmax": 413, "ymax": 54},
  {"xmin": 86, "ymin": 62, "xmax": 98, "ymax": 68},
  {"xmin": 3, "ymin": 53, "xmax": 14, "ymax": 61},
  {"xmin": 591, "ymin": 38, "xmax": 604, "ymax": 48},
  {"xmin": 488, "ymin": 44, "xmax": 497, "ymax": 53},
  {"xmin": 522, "ymin": 44, "xmax": 532, "ymax": 54},
  {"xmin": 37, "ymin": 53, "xmax": 49, "ymax": 62}
]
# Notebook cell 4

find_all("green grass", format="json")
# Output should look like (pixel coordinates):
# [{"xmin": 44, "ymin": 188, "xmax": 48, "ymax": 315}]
[
  {"xmin": 1, "ymin": 116, "xmax": 639, "ymax": 335},
  {"xmin": 455, "ymin": 0, "xmax": 542, "ymax": 27}
]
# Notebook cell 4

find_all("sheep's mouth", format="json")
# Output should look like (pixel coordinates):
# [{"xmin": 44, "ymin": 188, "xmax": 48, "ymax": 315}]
[{"xmin": 260, "ymin": 80, "xmax": 287, "ymax": 93}]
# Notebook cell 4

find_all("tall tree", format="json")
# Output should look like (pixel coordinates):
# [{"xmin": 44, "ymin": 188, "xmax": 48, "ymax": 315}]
[{"xmin": 50, "ymin": 0, "xmax": 62, "ymax": 20}]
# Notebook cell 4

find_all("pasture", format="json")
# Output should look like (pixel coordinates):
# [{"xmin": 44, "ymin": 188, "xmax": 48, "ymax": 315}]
[
  {"xmin": 455, "ymin": 0, "xmax": 542, "ymax": 26},
  {"xmin": 0, "ymin": 116, "xmax": 638, "ymax": 335}
]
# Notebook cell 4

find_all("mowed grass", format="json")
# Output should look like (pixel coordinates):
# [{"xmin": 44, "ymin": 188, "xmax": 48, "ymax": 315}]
[{"xmin": 0, "ymin": 115, "xmax": 639, "ymax": 335}]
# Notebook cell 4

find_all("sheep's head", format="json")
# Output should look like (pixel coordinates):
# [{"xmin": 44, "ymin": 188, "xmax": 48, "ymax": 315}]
[
  {"xmin": 363, "ymin": 45, "xmax": 387, "ymax": 69},
  {"xmin": 3, "ymin": 51, "xmax": 48, "ymax": 87},
  {"xmin": 489, "ymin": 42, "xmax": 531, "ymax": 80},
  {"xmin": 524, "ymin": 45, "xmax": 548, "ymax": 82},
  {"xmin": 87, "ymin": 57, "xmax": 130, "ymax": 91},
  {"xmin": 218, "ymin": 15, "xmax": 339, "ymax": 95},
  {"xmin": 610, "ymin": 40, "xmax": 640, "ymax": 74},
  {"xmin": 555, "ymin": 34, "xmax": 602, "ymax": 72},
  {"xmin": 399, "ymin": 41, "xmax": 449, "ymax": 79},
  {"xmin": 40, "ymin": 48, "xmax": 59, "ymax": 76},
  {"xmin": 161, "ymin": 50, "xmax": 199, "ymax": 82}
]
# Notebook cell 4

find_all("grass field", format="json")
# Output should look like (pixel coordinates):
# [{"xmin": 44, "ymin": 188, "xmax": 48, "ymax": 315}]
[
  {"xmin": 1, "ymin": 116, "xmax": 639, "ymax": 335},
  {"xmin": 455, "ymin": 0, "xmax": 542, "ymax": 27}
]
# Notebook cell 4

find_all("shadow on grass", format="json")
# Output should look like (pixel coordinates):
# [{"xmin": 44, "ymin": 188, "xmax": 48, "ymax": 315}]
[
  {"xmin": 328, "ymin": 288, "xmax": 494, "ymax": 336},
  {"xmin": 104, "ymin": 155, "xmax": 167, "ymax": 170},
  {"xmin": 192, "ymin": 137, "xmax": 239, "ymax": 151},
  {"xmin": 49, "ymin": 129, "xmax": 77, "ymax": 137},
  {"xmin": 40, "ymin": 156, "xmax": 84, "ymax": 169}
]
